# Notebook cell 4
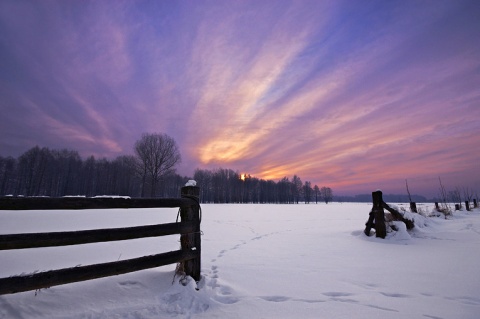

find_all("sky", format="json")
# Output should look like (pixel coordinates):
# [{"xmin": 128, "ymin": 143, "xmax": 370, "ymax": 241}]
[{"xmin": 0, "ymin": 0, "xmax": 479, "ymax": 197}]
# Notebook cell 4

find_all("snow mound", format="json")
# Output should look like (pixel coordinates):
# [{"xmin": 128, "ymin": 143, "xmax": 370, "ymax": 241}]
[
  {"xmin": 160, "ymin": 277, "xmax": 211, "ymax": 315},
  {"xmin": 386, "ymin": 221, "xmax": 411, "ymax": 240}
]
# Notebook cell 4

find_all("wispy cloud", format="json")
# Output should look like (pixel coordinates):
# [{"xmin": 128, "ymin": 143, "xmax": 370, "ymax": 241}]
[{"xmin": 0, "ymin": 0, "xmax": 479, "ymax": 196}]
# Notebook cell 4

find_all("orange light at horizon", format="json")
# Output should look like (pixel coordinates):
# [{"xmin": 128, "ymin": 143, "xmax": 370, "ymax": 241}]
[{"xmin": 240, "ymin": 174, "xmax": 246, "ymax": 181}]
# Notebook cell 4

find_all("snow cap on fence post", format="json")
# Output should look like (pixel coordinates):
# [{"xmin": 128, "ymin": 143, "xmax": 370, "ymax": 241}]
[{"xmin": 185, "ymin": 180, "xmax": 197, "ymax": 187}]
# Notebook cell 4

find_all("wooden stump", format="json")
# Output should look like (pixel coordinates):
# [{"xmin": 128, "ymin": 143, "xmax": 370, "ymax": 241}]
[
  {"xmin": 465, "ymin": 201, "xmax": 471, "ymax": 211},
  {"xmin": 474, "ymin": 199, "xmax": 478, "ymax": 208}
]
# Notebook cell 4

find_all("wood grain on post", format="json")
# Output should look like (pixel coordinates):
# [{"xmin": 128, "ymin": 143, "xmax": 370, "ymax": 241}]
[
  {"xmin": 180, "ymin": 186, "xmax": 201, "ymax": 281},
  {"xmin": 372, "ymin": 191, "xmax": 386, "ymax": 239}
]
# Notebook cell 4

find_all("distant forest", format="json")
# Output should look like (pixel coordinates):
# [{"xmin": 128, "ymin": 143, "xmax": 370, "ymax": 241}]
[
  {"xmin": 336, "ymin": 194, "xmax": 428, "ymax": 203},
  {"xmin": 0, "ymin": 146, "xmax": 336, "ymax": 204}
]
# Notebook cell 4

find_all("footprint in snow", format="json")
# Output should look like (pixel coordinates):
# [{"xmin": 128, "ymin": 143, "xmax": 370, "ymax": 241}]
[{"xmin": 260, "ymin": 295, "xmax": 290, "ymax": 302}]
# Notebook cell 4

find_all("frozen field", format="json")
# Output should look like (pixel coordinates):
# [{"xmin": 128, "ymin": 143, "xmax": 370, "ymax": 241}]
[{"xmin": 1, "ymin": 203, "xmax": 480, "ymax": 318}]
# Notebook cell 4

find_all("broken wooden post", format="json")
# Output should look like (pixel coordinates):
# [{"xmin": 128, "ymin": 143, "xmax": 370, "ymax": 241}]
[
  {"xmin": 372, "ymin": 190, "xmax": 386, "ymax": 238},
  {"xmin": 474, "ymin": 199, "xmax": 478, "ymax": 208},
  {"xmin": 409, "ymin": 202, "xmax": 417, "ymax": 213},
  {"xmin": 465, "ymin": 201, "xmax": 471, "ymax": 211},
  {"xmin": 180, "ymin": 185, "xmax": 201, "ymax": 281},
  {"xmin": 455, "ymin": 204, "xmax": 460, "ymax": 211},
  {"xmin": 435, "ymin": 202, "xmax": 440, "ymax": 211}
]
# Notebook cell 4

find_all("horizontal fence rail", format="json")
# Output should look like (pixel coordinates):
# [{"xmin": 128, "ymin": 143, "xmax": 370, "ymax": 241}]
[
  {"xmin": 0, "ymin": 250, "xmax": 199, "ymax": 295},
  {"xmin": 0, "ymin": 197, "xmax": 197, "ymax": 210},
  {"xmin": 0, "ymin": 186, "xmax": 201, "ymax": 295},
  {"xmin": 0, "ymin": 221, "xmax": 197, "ymax": 250}
]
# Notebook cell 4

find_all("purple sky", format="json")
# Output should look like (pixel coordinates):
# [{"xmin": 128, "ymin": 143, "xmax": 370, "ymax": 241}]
[{"xmin": 1, "ymin": 0, "xmax": 479, "ymax": 197}]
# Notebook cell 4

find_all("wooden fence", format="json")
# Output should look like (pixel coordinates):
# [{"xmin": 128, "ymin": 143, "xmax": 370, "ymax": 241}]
[
  {"xmin": 436, "ymin": 199, "xmax": 478, "ymax": 211},
  {"xmin": 364, "ymin": 190, "xmax": 415, "ymax": 239},
  {"xmin": 365, "ymin": 191, "xmax": 479, "ymax": 239},
  {"xmin": 0, "ymin": 186, "xmax": 201, "ymax": 295}
]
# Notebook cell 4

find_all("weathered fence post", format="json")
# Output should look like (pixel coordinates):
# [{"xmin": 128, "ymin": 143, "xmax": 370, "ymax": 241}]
[
  {"xmin": 465, "ymin": 201, "xmax": 471, "ymax": 211},
  {"xmin": 435, "ymin": 202, "xmax": 440, "ymax": 211},
  {"xmin": 409, "ymin": 202, "xmax": 417, "ymax": 213},
  {"xmin": 455, "ymin": 204, "xmax": 460, "ymax": 211},
  {"xmin": 372, "ymin": 190, "xmax": 386, "ymax": 238},
  {"xmin": 474, "ymin": 199, "xmax": 478, "ymax": 208},
  {"xmin": 180, "ymin": 186, "xmax": 201, "ymax": 281}
]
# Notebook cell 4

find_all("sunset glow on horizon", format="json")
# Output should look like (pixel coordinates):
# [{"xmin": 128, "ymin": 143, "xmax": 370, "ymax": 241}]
[{"xmin": 0, "ymin": 0, "xmax": 479, "ymax": 197}]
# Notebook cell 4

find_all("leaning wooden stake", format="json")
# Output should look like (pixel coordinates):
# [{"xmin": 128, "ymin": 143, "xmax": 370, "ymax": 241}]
[
  {"xmin": 180, "ymin": 186, "xmax": 201, "ymax": 281},
  {"xmin": 382, "ymin": 201, "xmax": 415, "ymax": 229}
]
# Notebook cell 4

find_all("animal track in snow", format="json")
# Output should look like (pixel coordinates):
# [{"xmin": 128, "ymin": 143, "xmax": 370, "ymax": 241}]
[
  {"xmin": 292, "ymin": 298, "xmax": 326, "ymax": 304},
  {"xmin": 364, "ymin": 304, "xmax": 399, "ymax": 312},
  {"xmin": 380, "ymin": 292, "xmax": 411, "ymax": 298},
  {"xmin": 446, "ymin": 295, "xmax": 480, "ymax": 305},
  {"xmin": 323, "ymin": 292, "xmax": 355, "ymax": 297},
  {"xmin": 118, "ymin": 280, "xmax": 145, "ymax": 289}
]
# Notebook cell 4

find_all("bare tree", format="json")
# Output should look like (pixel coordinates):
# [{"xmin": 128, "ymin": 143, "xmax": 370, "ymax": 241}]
[
  {"xmin": 304, "ymin": 181, "xmax": 312, "ymax": 204},
  {"xmin": 292, "ymin": 175, "xmax": 302, "ymax": 204},
  {"xmin": 313, "ymin": 185, "xmax": 319, "ymax": 204},
  {"xmin": 449, "ymin": 187, "xmax": 462, "ymax": 208},
  {"xmin": 0, "ymin": 156, "xmax": 17, "ymax": 195},
  {"xmin": 438, "ymin": 177, "xmax": 452, "ymax": 217},
  {"xmin": 462, "ymin": 187, "xmax": 474, "ymax": 202},
  {"xmin": 320, "ymin": 186, "xmax": 333, "ymax": 204},
  {"xmin": 134, "ymin": 133, "xmax": 181, "ymax": 197},
  {"xmin": 405, "ymin": 179, "xmax": 412, "ymax": 202}
]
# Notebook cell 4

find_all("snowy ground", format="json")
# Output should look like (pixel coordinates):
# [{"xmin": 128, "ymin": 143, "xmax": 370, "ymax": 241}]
[{"xmin": 1, "ymin": 203, "xmax": 480, "ymax": 319}]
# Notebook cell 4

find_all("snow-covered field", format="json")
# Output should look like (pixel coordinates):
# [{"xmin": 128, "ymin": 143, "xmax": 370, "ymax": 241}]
[{"xmin": 1, "ymin": 203, "xmax": 480, "ymax": 319}]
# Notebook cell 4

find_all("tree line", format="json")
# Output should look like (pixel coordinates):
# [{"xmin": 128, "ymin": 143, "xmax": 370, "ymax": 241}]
[
  {"xmin": 0, "ymin": 134, "xmax": 333, "ymax": 204},
  {"xmin": 193, "ymin": 168, "xmax": 333, "ymax": 204},
  {"xmin": 0, "ymin": 146, "xmax": 187, "ymax": 198}
]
